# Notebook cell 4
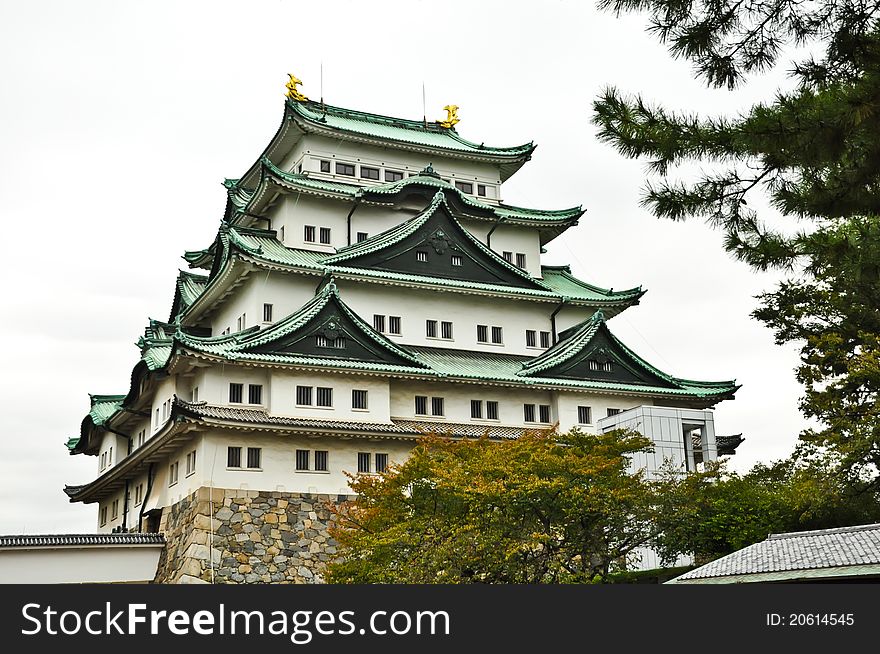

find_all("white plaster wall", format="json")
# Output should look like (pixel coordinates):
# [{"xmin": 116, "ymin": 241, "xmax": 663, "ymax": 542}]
[
  {"xmin": 285, "ymin": 134, "xmax": 504, "ymax": 192},
  {"xmin": 0, "ymin": 546, "xmax": 165, "ymax": 584},
  {"xmin": 197, "ymin": 430, "xmax": 415, "ymax": 495},
  {"xmin": 389, "ymin": 379, "xmax": 556, "ymax": 426},
  {"xmin": 149, "ymin": 377, "xmax": 179, "ymax": 434},
  {"xmin": 269, "ymin": 370, "xmax": 391, "ymax": 422},
  {"xmin": 338, "ymin": 280, "xmax": 556, "ymax": 356},
  {"xmin": 268, "ymin": 194, "xmax": 350, "ymax": 252},
  {"xmin": 555, "ymin": 390, "xmax": 650, "ymax": 433},
  {"xmin": 195, "ymin": 365, "xmax": 270, "ymax": 409},
  {"xmin": 209, "ymin": 272, "xmax": 316, "ymax": 337}
]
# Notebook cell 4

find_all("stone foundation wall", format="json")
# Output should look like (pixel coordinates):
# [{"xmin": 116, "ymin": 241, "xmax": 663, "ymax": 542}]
[{"xmin": 154, "ymin": 487, "xmax": 354, "ymax": 584}]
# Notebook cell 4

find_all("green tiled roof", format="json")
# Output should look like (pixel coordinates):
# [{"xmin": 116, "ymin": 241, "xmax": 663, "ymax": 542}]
[
  {"xmin": 409, "ymin": 346, "xmax": 736, "ymax": 398},
  {"xmin": 65, "ymin": 437, "xmax": 80, "ymax": 451},
  {"xmin": 291, "ymin": 100, "xmax": 534, "ymax": 158},
  {"xmin": 170, "ymin": 270, "xmax": 208, "ymax": 320},
  {"xmin": 247, "ymin": 160, "xmax": 583, "ymax": 231},
  {"xmin": 183, "ymin": 223, "xmax": 641, "ymax": 320},
  {"xmin": 87, "ymin": 394, "xmax": 126, "ymax": 426}
]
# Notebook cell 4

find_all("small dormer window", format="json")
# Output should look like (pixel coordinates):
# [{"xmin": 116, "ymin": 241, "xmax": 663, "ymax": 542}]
[
  {"xmin": 385, "ymin": 170, "xmax": 403, "ymax": 182},
  {"xmin": 304, "ymin": 225, "xmax": 316, "ymax": 242},
  {"xmin": 515, "ymin": 253, "xmax": 527, "ymax": 269},
  {"xmin": 451, "ymin": 254, "xmax": 463, "ymax": 266},
  {"xmin": 319, "ymin": 227, "xmax": 331, "ymax": 244},
  {"xmin": 603, "ymin": 361, "xmax": 614, "ymax": 372},
  {"xmin": 502, "ymin": 251, "xmax": 513, "ymax": 263},
  {"xmin": 454, "ymin": 181, "xmax": 473, "ymax": 194},
  {"xmin": 357, "ymin": 232, "xmax": 368, "ymax": 242},
  {"xmin": 588, "ymin": 360, "xmax": 600, "ymax": 371},
  {"xmin": 417, "ymin": 251, "xmax": 428, "ymax": 263},
  {"xmin": 316, "ymin": 335, "xmax": 346, "ymax": 349}
]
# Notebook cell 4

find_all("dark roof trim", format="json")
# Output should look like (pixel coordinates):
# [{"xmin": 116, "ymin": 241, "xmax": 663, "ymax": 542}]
[{"xmin": 0, "ymin": 533, "xmax": 166, "ymax": 548}]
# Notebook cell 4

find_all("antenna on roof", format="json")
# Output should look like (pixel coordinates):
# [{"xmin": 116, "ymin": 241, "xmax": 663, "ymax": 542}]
[
  {"xmin": 422, "ymin": 82, "xmax": 427, "ymax": 129},
  {"xmin": 320, "ymin": 61, "xmax": 325, "ymax": 115}
]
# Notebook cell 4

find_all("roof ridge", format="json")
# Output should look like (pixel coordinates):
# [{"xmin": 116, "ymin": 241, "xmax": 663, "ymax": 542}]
[{"xmin": 769, "ymin": 523, "xmax": 880, "ymax": 540}]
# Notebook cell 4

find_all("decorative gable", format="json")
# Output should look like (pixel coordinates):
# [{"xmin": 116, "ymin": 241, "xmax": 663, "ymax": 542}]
[
  {"xmin": 323, "ymin": 192, "xmax": 545, "ymax": 289},
  {"xmin": 519, "ymin": 312, "xmax": 677, "ymax": 388},
  {"xmin": 239, "ymin": 282, "xmax": 428, "ymax": 369}
]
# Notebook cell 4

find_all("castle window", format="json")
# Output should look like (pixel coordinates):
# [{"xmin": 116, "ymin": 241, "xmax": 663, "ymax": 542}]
[
  {"xmin": 375, "ymin": 453, "xmax": 389, "ymax": 473},
  {"xmin": 441, "ymin": 321, "xmax": 453, "ymax": 340},
  {"xmin": 607, "ymin": 408, "xmax": 621, "ymax": 417},
  {"xmin": 237, "ymin": 313, "xmax": 246, "ymax": 331},
  {"xmin": 315, "ymin": 450, "xmax": 328, "ymax": 472},
  {"xmin": 304, "ymin": 225, "xmax": 316, "ymax": 242},
  {"xmin": 389, "ymin": 316, "xmax": 401, "ymax": 335},
  {"xmin": 136, "ymin": 429, "xmax": 145, "ymax": 448},
  {"xmin": 455, "ymin": 181, "xmax": 473, "ymax": 194},
  {"xmin": 415, "ymin": 395, "xmax": 428, "ymax": 415},
  {"xmin": 357, "ymin": 231, "xmax": 369, "ymax": 242},
  {"xmin": 374, "ymin": 314, "xmax": 386, "ymax": 333},
  {"xmin": 263, "ymin": 303, "xmax": 273, "ymax": 323},
  {"xmin": 248, "ymin": 384, "xmax": 263, "ymax": 405},
  {"xmin": 229, "ymin": 383, "xmax": 244, "ymax": 404},
  {"xmin": 296, "ymin": 449, "xmax": 310, "ymax": 471},
  {"xmin": 279, "ymin": 225, "xmax": 285, "ymax": 242},
  {"xmin": 431, "ymin": 397, "xmax": 445, "ymax": 416},
  {"xmin": 578, "ymin": 406, "xmax": 592, "ymax": 425},
  {"xmin": 588, "ymin": 360, "xmax": 600, "ymax": 371},
  {"xmin": 191, "ymin": 387, "xmax": 199, "ymax": 403},
  {"xmin": 111, "ymin": 499, "xmax": 119, "ymax": 520},
  {"xmin": 477, "ymin": 184, "xmax": 487, "ymax": 197},
  {"xmin": 603, "ymin": 361, "xmax": 614, "ymax": 372},
  {"xmin": 316, "ymin": 334, "xmax": 346, "ymax": 348},
  {"xmin": 320, "ymin": 160, "xmax": 331, "ymax": 173},
  {"xmin": 186, "ymin": 450, "xmax": 196, "ymax": 476},
  {"xmin": 523, "ymin": 404, "xmax": 536, "ymax": 423},
  {"xmin": 247, "ymin": 447, "xmax": 262, "ymax": 469},
  {"xmin": 357, "ymin": 452, "xmax": 371, "ymax": 473},
  {"xmin": 352, "ymin": 389, "xmax": 368, "ymax": 410},
  {"xmin": 526, "ymin": 330, "xmax": 537, "ymax": 348},
  {"xmin": 516, "ymin": 253, "xmax": 526, "ymax": 269},
  {"xmin": 539, "ymin": 405, "xmax": 551, "ymax": 423},
  {"xmin": 336, "ymin": 162, "xmax": 355, "ymax": 176},
  {"xmin": 319, "ymin": 227, "xmax": 331, "ymax": 244},
  {"xmin": 134, "ymin": 483, "xmax": 144, "ymax": 506},
  {"xmin": 316, "ymin": 387, "xmax": 333, "ymax": 407},
  {"xmin": 417, "ymin": 250, "xmax": 428, "ymax": 263},
  {"xmin": 100, "ymin": 506, "xmax": 107, "ymax": 527},
  {"xmin": 360, "ymin": 166, "xmax": 380, "ymax": 180},
  {"xmin": 296, "ymin": 385, "xmax": 313, "ymax": 406},
  {"xmin": 502, "ymin": 251, "xmax": 513, "ymax": 263},
  {"xmin": 491, "ymin": 326, "xmax": 503, "ymax": 344},
  {"xmin": 168, "ymin": 461, "xmax": 179, "ymax": 486},
  {"xmin": 486, "ymin": 400, "xmax": 499, "ymax": 420},
  {"xmin": 540, "ymin": 331, "xmax": 551, "ymax": 348},
  {"xmin": 227, "ymin": 447, "xmax": 242, "ymax": 468},
  {"xmin": 426, "ymin": 319, "xmax": 438, "ymax": 338},
  {"xmin": 451, "ymin": 254, "xmax": 463, "ymax": 267},
  {"xmin": 385, "ymin": 170, "xmax": 404, "ymax": 182},
  {"xmin": 471, "ymin": 400, "xmax": 482, "ymax": 419},
  {"xmin": 295, "ymin": 448, "xmax": 328, "ymax": 473},
  {"xmin": 477, "ymin": 325, "xmax": 488, "ymax": 343}
]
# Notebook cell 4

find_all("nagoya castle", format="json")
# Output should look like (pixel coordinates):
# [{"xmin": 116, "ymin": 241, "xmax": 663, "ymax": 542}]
[{"xmin": 63, "ymin": 75, "xmax": 742, "ymax": 583}]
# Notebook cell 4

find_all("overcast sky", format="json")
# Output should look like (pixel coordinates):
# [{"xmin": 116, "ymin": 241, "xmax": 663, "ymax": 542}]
[{"xmin": 0, "ymin": 0, "xmax": 810, "ymax": 533}]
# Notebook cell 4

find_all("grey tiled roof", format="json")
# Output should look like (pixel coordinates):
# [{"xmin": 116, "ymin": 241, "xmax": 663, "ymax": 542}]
[
  {"xmin": 672, "ymin": 523, "xmax": 880, "ymax": 581},
  {"xmin": 0, "ymin": 533, "xmax": 165, "ymax": 548},
  {"xmin": 178, "ymin": 400, "xmax": 537, "ymax": 441}
]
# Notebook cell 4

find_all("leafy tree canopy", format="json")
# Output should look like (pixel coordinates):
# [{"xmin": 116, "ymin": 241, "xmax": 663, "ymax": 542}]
[
  {"xmin": 326, "ymin": 430, "xmax": 663, "ymax": 584},
  {"xmin": 593, "ymin": 1, "xmax": 880, "ymax": 485}
]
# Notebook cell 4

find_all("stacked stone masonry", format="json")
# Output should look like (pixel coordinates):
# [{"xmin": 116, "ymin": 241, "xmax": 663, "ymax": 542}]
[{"xmin": 154, "ymin": 487, "xmax": 353, "ymax": 584}]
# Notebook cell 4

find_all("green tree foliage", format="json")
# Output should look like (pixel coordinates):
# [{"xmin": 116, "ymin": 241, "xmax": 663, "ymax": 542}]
[
  {"xmin": 653, "ymin": 450, "xmax": 880, "ymax": 564},
  {"xmin": 593, "ymin": 1, "xmax": 880, "ymax": 484},
  {"xmin": 326, "ymin": 430, "xmax": 661, "ymax": 584}
]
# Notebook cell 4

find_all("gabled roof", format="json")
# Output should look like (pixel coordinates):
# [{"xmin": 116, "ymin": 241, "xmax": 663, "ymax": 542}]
[
  {"xmin": 67, "ymin": 394, "xmax": 126, "ymax": 454},
  {"xmin": 169, "ymin": 270, "xmax": 208, "ymax": 321},
  {"xmin": 235, "ymin": 160, "xmax": 583, "ymax": 244},
  {"xmin": 179, "ymin": 224, "xmax": 642, "ymax": 325},
  {"xmin": 237, "ymin": 99, "xmax": 536, "ymax": 191},
  {"xmin": 322, "ymin": 191, "xmax": 546, "ymax": 289},
  {"xmin": 517, "ymin": 311, "xmax": 738, "ymax": 398},
  {"xmin": 669, "ymin": 523, "xmax": 880, "ymax": 584},
  {"xmin": 176, "ymin": 281, "xmax": 430, "ymax": 371}
]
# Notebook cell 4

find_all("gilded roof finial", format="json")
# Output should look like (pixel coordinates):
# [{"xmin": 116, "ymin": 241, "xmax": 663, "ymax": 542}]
[
  {"xmin": 438, "ymin": 104, "xmax": 459, "ymax": 129},
  {"xmin": 285, "ymin": 73, "xmax": 308, "ymax": 102}
]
